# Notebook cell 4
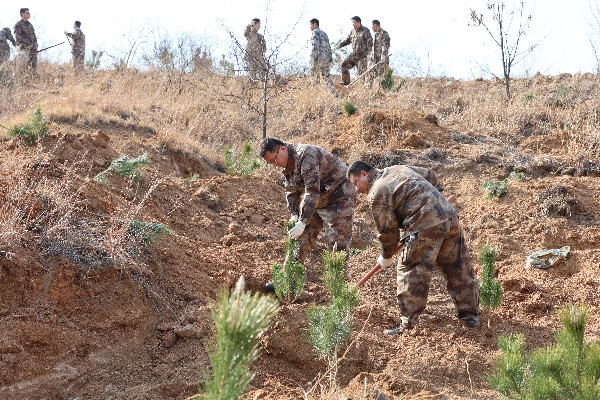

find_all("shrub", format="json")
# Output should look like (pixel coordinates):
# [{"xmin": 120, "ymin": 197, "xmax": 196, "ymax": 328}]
[
  {"xmin": 86, "ymin": 50, "xmax": 104, "ymax": 72},
  {"xmin": 481, "ymin": 178, "xmax": 508, "ymax": 199},
  {"xmin": 94, "ymin": 153, "xmax": 151, "ymax": 184},
  {"xmin": 342, "ymin": 101, "xmax": 356, "ymax": 116},
  {"xmin": 479, "ymin": 245, "xmax": 502, "ymax": 327},
  {"xmin": 7, "ymin": 107, "xmax": 49, "ymax": 145},
  {"xmin": 380, "ymin": 67, "xmax": 394, "ymax": 92},
  {"xmin": 127, "ymin": 220, "xmax": 172, "ymax": 244},
  {"xmin": 202, "ymin": 277, "xmax": 279, "ymax": 400},
  {"xmin": 272, "ymin": 220, "xmax": 305, "ymax": 303},
  {"xmin": 223, "ymin": 140, "xmax": 261, "ymax": 176}
]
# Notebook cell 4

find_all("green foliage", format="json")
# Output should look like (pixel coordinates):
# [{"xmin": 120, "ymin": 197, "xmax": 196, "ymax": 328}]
[
  {"xmin": 509, "ymin": 171, "xmax": 525, "ymax": 181},
  {"xmin": 342, "ymin": 101, "xmax": 357, "ymax": 116},
  {"xmin": 128, "ymin": 220, "xmax": 172, "ymax": 244},
  {"xmin": 224, "ymin": 141, "xmax": 261, "ymax": 176},
  {"xmin": 481, "ymin": 178, "xmax": 508, "ymax": 199},
  {"xmin": 203, "ymin": 277, "xmax": 279, "ymax": 400},
  {"xmin": 185, "ymin": 172, "xmax": 200, "ymax": 181},
  {"xmin": 272, "ymin": 221, "xmax": 305, "ymax": 303},
  {"xmin": 94, "ymin": 153, "xmax": 151, "ymax": 184},
  {"xmin": 523, "ymin": 92, "xmax": 534, "ymax": 103},
  {"xmin": 219, "ymin": 54, "xmax": 235, "ymax": 76},
  {"xmin": 556, "ymin": 86, "xmax": 569, "ymax": 98},
  {"xmin": 306, "ymin": 251, "xmax": 358, "ymax": 363},
  {"xmin": 7, "ymin": 107, "xmax": 49, "ymax": 145},
  {"xmin": 489, "ymin": 305, "xmax": 600, "ymax": 400},
  {"xmin": 379, "ymin": 67, "xmax": 394, "ymax": 91},
  {"xmin": 479, "ymin": 245, "xmax": 502, "ymax": 310},
  {"xmin": 86, "ymin": 50, "xmax": 104, "ymax": 71}
]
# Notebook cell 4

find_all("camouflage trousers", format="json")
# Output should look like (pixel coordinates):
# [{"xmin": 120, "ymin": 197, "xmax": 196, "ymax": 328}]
[
  {"xmin": 245, "ymin": 53, "xmax": 267, "ymax": 82},
  {"xmin": 15, "ymin": 49, "xmax": 37, "ymax": 74},
  {"xmin": 72, "ymin": 51, "xmax": 84, "ymax": 72},
  {"xmin": 396, "ymin": 217, "xmax": 479, "ymax": 327},
  {"xmin": 296, "ymin": 179, "xmax": 356, "ymax": 266},
  {"xmin": 340, "ymin": 54, "xmax": 367, "ymax": 85},
  {"xmin": 0, "ymin": 45, "xmax": 9, "ymax": 64},
  {"xmin": 310, "ymin": 61, "xmax": 336, "ymax": 93}
]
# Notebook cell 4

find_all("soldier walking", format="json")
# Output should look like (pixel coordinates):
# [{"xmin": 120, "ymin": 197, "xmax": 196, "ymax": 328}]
[
  {"xmin": 260, "ymin": 138, "xmax": 356, "ymax": 291},
  {"xmin": 244, "ymin": 18, "xmax": 267, "ymax": 82},
  {"xmin": 347, "ymin": 161, "xmax": 480, "ymax": 335},
  {"xmin": 0, "ymin": 27, "xmax": 16, "ymax": 65},
  {"xmin": 65, "ymin": 21, "xmax": 85, "ymax": 73},
  {"xmin": 370, "ymin": 20, "xmax": 390, "ymax": 81},
  {"xmin": 14, "ymin": 7, "xmax": 38, "ymax": 74},
  {"xmin": 309, "ymin": 18, "xmax": 335, "ymax": 93},
  {"xmin": 332, "ymin": 16, "xmax": 372, "ymax": 86}
]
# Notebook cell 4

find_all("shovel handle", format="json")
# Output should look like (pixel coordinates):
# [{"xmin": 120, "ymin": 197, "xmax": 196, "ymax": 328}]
[{"xmin": 355, "ymin": 243, "xmax": 405, "ymax": 288}]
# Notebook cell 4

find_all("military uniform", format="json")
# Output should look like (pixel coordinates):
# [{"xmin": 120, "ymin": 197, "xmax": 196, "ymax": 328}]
[
  {"xmin": 283, "ymin": 143, "xmax": 356, "ymax": 264},
  {"xmin": 13, "ymin": 19, "xmax": 37, "ymax": 72},
  {"xmin": 367, "ymin": 165, "xmax": 479, "ymax": 328},
  {"xmin": 337, "ymin": 25, "xmax": 372, "ymax": 85},
  {"xmin": 0, "ymin": 28, "xmax": 16, "ymax": 64},
  {"xmin": 371, "ymin": 28, "xmax": 390, "ymax": 78},
  {"xmin": 66, "ymin": 28, "xmax": 85, "ymax": 72},
  {"xmin": 310, "ymin": 27, "xmax": 334, "ymax": 91},
  {"xmin": 244, "ymin": 25, "xmax": 267, "ymax": 81}
]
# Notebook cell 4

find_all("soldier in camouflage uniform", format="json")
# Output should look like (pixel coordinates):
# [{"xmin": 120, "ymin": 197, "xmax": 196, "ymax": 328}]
[
  {"xmin": 369, "ymin": 20, "xmax": 390, "ymax": 80},
  {"xmin": 260, "ymin": 138, "xmax": 356, "ymax": 290},
  {"xmin": 347, "ymin": 161, "xmax": 480, "ymax": 335},
  {"xmin": 65, "ymin": 21, "xmax": 85, "ymax": 73},
  {"xmin": 0, "ymin": 28, "xmax": 16, "ymax": 65},
  {"xmin": 244, "ymin": 18, "xmax": 267, "ymax": 82},
  {"xmin": 332, "ymin": 16, "xmax": 372, "ymax": 85},
  {"xmin": 309, "ymin": 18, "xmax": 335, "ymax": 93},
  {"xmin": 14, "ymin": 8, "xmax": 37, "ymax": 74}
]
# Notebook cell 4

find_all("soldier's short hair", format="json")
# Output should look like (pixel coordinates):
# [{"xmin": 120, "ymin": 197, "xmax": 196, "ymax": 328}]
[
  {"xmin": 372, "ymin": 20, "xmax": 381, "ymax": 26},
  {"xmin": 20, "ymin": 8, "xmax": 29, "ymax": 15},
  {"xmin": 351, "ymin": 16, "xmax": 361, "ymax": 24},
  {"xmin": 75, "ymin": 21, "xmax": 81, "ymax": 27},
  {"xmin": 252, "ymin": 18, "xmax": 261, "ymax": 24},
  {"xmin": 310, "ymin": 18, "xmax": 319, "ymax": 27},
  {"xmin": 259, "ymin": 137, "xmax": 286, "ymax": 157},
  {"xmin": 347, "ymin": 161, "xmax": 374, "ymax": 178}
]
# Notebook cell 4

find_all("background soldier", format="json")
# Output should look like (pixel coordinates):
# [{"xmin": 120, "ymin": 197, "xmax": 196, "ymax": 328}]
[
  {"xmin": 309, "ymin": 18, "xmax": 335, "ymax": 93},
  {"xmin": 0, "ymin": 27, "xmax": 16, "ymax": 65},
  {"xmin": 260, "ymin": 138, "xmax": 356, "ymax": 291},
  {"xmin": 332, "ymin": 16, "xmax": 372, "ymax": 86},
  {"xmin": 244, "ymin": 18, "xmax": 267, "ymax": 82},
  {"xmin": 192, "ymin": 48, "xmax": 212, "ymax": 73},
  {"xmin": 370, "ymin": 20, "xmax": 391, "ymax": 79},
  {"xmin": 65, "ymin": 21, "xmax": 85, "ymax": 73},
  {"xmin": 14, "ymin": 7, "xmax": 37, "ymax": 74},
  {"xmin": 347, "ymin": 161, "xmax": 480, "ymax": 336}
]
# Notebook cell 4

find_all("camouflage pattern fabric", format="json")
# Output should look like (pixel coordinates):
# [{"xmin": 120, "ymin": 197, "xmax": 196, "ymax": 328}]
[
  {"xmin": 310, "ymin": 28, "xmax": 335, "ymax": 91},
  {"xmin": 13, "ymin": 19, "xmax": 37, "ymax": 71},
  {"xmin": 66, "ymin": 28, "xmax": 85, "ymax": 71},
  {"xmin": 282, "ymin": 143, "xmax": 356, "ymax": 263},
  {"xmin": 371, "ymin": 28, "xmax": 390, "ymax": 77},
  {"xmin": 0, "ymin": 28, "xmax": 16, "ymax": 64},
  {"xmin": 244, "ymin": 25, "xmax": 267, "ymax": 81},
  {"xmin": 337, "ymin": 25, "xmax": 372, "ymax": 85}
]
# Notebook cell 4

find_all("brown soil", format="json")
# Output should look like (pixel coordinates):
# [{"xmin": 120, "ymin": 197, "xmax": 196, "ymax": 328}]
[{"xmin": 1, "ymin": 79, "xmax": 599, "ymax": 400}]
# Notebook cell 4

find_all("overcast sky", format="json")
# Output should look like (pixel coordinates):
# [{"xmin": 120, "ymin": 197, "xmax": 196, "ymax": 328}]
[{"xmin": 0, "ymin": 0, "xmax": 597, "ymax": 79}]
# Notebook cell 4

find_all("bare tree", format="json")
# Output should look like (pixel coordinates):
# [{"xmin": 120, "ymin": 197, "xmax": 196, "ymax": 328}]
[
  {"xmin": 470, "ymin": 1, "xmax": 539, "ymax": 99},
  {"xmin": 587, "ymin": 0, "xmax": 600, "ymax": 73}
]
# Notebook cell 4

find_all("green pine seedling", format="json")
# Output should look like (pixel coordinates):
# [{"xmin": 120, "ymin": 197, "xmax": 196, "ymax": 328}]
[
  {"xmin": 128, "ymin": 220, "xmax": 172, "ymax": 245},
  {"xmin": 7, "ymin": 107, "xmax": 49, "ymax": 145},
  {"xmin": 224, "ymin": 140, "xmax": 261, "ymax": 176},
  {"xmin": 380, "ymin": 67, "xmax": 394, "ymax": 92},
  {"xmin": 342, "ymin": 101, "xmax": 356, "ymax": 116},
  {"xmin": 94, "ymin": 153, "xmax": 151, "ymax": 184},
  {"xmin": 479, "ymin": 245, "xmax": 502, "ymax": 327},
  {"xmin": 481, "ymin": 178, "xmax": 508, "ymax": 199},
  {"xmin": 271, "ymin": 220, "xmax": 305, "ymax": 303}
]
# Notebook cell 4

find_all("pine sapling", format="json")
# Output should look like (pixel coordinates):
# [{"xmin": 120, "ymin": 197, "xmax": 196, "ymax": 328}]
[
  {"xmin": 271, "ymin": 221, "xmax": 305, "ymax": 303},
  {"xmin": 379, "ymin": 67, "xmax": 394, "ymax": 92},
  {"xmin": 128, "ymin": 220, "xmax": 172, "ymax": 244},
  {"xmin": 7, "ymin": 107, "xmax": 49, "ymax": 145},
  {"xmin": 224, "ymin": 140, "xmax": 261, "ymax": 176},
  {"xmin": 94, "ymin": 153, "xmax": 151, "ymax": 184},
  {"xmin": 479, "ymin": 245, "xmax": 502, "ymax": 327},
  {"xmin": 342, "ymin": 101, "xmax": 356, "ymax": 116}
]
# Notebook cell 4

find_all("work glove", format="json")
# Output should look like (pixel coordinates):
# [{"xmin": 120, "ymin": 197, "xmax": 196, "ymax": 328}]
[
  {"xmin": 64, "ymin": 30, "xmax": 68, "ymax": 35},
  {"xmin": 377, "ymin": 255, "xmax": 394, "ymax": 269},
  {"xmin": 289, "ymin": 214, "xmax": 299, "ymax": 224},
  {"xmin": 288, "ymin": 220, "xmax": 306, "ymax": 240}
]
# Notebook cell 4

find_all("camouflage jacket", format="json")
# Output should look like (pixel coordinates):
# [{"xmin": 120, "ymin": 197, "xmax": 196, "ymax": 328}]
[
  {"xmin": 244, "ymin": 25, "xmax": 266, "ymax": 59},
  {"xmin": 372, "ymin": 28, "xmax": 390, "ymax": 62},
  {"xmin": 283, "ymin": 143, "xmax": 350, "ymax": 222},
  {"xmin": 0, "ymin": 28, "xmax": 16, "ymax": 47},
  {"xmin": 310, "ymin": 28, "xmax": 332, "ymax": 65},
  {"xmin": 367, "ymin": 165, "xmax": 456, "ymax": 258},
  {"xmin": 338, "ymin": 25, "xmax": 372, "ymax": 59},
  {"xmin": 13, "ymin": 19, "xmax": 37, "ymax": 51},
  {"xmin": 66, "ymin": 28, "xmax": 85, "ymax": 54}
]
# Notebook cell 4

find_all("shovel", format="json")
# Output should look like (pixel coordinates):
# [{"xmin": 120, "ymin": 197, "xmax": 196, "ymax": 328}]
[{"xmin": 355, "ymin": 242, "xmax": 405, "ymax": 288}]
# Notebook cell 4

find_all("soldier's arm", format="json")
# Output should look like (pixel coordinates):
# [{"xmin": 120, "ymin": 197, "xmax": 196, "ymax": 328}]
[
  {"xmin": 13, "ymin": 23, "xmax": 23, "ymax": 45},
  {"xmin": 285, "ymin": 189, "xmax": 302, "ymax": 216},
  {"xmin": 310, "ymin": 31, "xmax": 319, "ymax": 61},
  {"xmin": 298, "ymin": 154, "xmax": 321, "ymax": 222},
  {"xmin": 9, "ymin": 31, "xmax": 16, "ymax": 46},
  {"xmin": 383, "ymin": 32, "xmax": 390, "ymax": 56},
  {"xmin": 407, "ymin": 166, "xmax": 443, "ymax": 192},
  {"xmin": 370, "ymin": 190, "xmax": 400, "ymax": 258},
  {"xmin": 336, "ymin": 32, "xmax": 352, "ymax": 50},
  {"xmin": 366, "ymin": 30, "xmax": 373, "ymax": 53}
]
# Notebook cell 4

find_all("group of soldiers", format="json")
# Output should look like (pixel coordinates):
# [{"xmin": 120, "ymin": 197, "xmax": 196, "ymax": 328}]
[
  {"xmin": 259, "ymin": 138, "xmax": 481, "ymax": 336},
  {"xmin": 244, "ymin": 15, "xmax": 390, "ymax": 90},
  {"xmin": 0, "ymin": 7, "xmax": 86, "ymax": 75}
]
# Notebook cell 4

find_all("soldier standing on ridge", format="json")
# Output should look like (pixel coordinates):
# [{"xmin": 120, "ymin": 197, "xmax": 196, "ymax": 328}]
[
  {"xmin": 370, "ymin": 20, "xmax": 390, "ymax": 81},
  {"xmin": 14, "ymin": 7, "xmax": 38, "ymax": 74},
  {"xmin": 0, "ymin": 27, "xmax": 16, "ymax": 65},
  {"xmin": 259, "ymin": 138, "xmax": 356, "ymax": 292},
  {"xmin": 347, "ymin": 161, "xmax": 480, "ymax": 336},
  {"xmin": 332, "ymin": 16, "xmax": 372, "ymax": 86},
  {"xmin": 309, "ymin": 18, "xmax": 336, "ymax": 93},
  {"xmin": 244, "ymin": 18, "xmax": 267, "ymax": 82},
  {"xmin": 65, "ymin": 21, "xmax": 85, "ymax": 73}
]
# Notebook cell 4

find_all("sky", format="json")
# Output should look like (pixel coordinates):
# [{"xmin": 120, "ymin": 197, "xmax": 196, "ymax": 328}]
[{"xmin": 0, "ymin": 0, "xmax": 598, "ymax": 79}]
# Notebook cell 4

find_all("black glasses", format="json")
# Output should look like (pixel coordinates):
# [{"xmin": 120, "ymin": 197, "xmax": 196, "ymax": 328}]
[{"xmin": 267, "ymin": 147, "xmax": 280, "ymax": 164}]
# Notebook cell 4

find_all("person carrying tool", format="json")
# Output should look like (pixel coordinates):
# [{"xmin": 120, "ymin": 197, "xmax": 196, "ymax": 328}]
[
  {"xmin": 260, "ymin": 138, "xmax": 356, "ymax": 292},
  {"xmin": 347, "ymin": 161, "xmax": 480, "ymax": 335},
  {"xmin": 65, "ymin": 21, "xmax": 85, "ymax": 73},
  {"xmin": 14, "ymin": 7, "xmax": 37, "ymax": 74},
  {"xmin": 332, "ymin": 16, "xmax": 372, "ymax": 86}
]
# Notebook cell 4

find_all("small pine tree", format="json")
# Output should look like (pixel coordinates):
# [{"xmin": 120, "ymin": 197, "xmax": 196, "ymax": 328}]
[
  {"xmin": 489, "ymin": 304, "xmax": 600, "ymax": 400},
  {"xmin": 202, "ymin": 277, "xmax": 279, "ymax": 400},
  {"xmin": 379, "ymin": 67, "xmax": 394, "ymax": 92},
  {"xmin": 481, "ymin": 178, "xmax": 509, "ymax": 199},
  {"xmin": 223, "ymin": 140, "xmax": 261, "ymax": 176},
  {"xmin": 7, "ymin": 107, "xmax": 49, "ymax": 145},
  {"xmin": 94, "ymin": 153, "xmax": 151, "ymax": 184},
  {"xmin": 479, "ymin": 245, "xmax": 502, "ymax": 327},
  {"xmin": 127, "ymin": 220, "xmax": 172, "ymax": 244},
  {"xmin": 342, "ymin": 102, "xmax": 356, "ymax": 116},
  {"xmin": 271, "ymin": 221, "xmax": 305, "ymax": 303}
]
